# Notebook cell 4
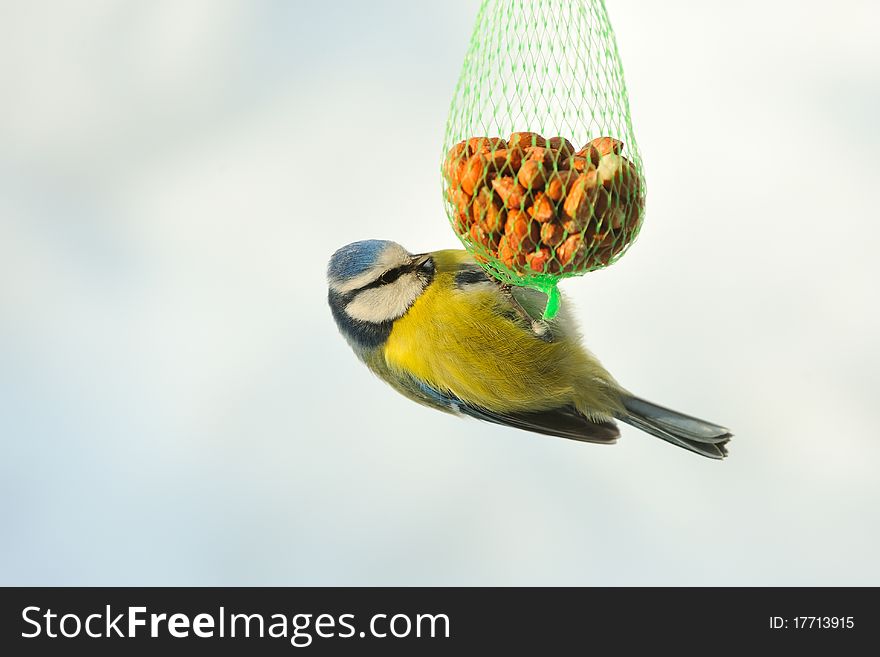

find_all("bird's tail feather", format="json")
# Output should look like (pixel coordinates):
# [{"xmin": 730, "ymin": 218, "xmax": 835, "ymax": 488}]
[{"xmin": 616, "ymin": 395, "xmax": 732, "ymax": 459}]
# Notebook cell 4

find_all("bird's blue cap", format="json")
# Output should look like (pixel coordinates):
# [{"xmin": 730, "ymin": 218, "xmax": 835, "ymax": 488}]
[{"xmin": 327, "ymin": 240, "xmax": 395, "ymax": 283}]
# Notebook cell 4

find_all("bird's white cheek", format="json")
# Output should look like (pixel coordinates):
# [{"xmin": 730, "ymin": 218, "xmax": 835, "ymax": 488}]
[{"xmin": 345, "ymin": 274, "xmax": 424, "ymax": 323}]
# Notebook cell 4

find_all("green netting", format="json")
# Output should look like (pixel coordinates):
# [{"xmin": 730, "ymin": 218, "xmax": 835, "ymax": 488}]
[{"xmin": 441, "ymin": 0, "xmax": 645, "ymax": 319}]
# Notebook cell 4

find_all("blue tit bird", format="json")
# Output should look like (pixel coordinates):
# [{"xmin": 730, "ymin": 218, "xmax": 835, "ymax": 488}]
[{"xmin": 327, "ymin": 240, "xmax": 731, "ymax": 458}]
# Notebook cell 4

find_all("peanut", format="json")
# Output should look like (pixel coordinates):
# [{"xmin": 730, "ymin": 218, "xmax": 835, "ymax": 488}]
[
  {"xmin": 444, "ymin": 140, "xmax": 469, "ymax": 188},
  {"xmin": 504, "ymin": 209, "xmax": 540, "ymax": 253},
  {"xmin": 524, "ymin": 146, "xmax": 553, "ymax": 165},
  {"xmin": 597, "ymin": 153, "xmax": 623, "ymax": 189},
  {"xmin": 508, "ymin": 131, "xmax": 547, "ymax": 150},
  {"xmin": 561, "ymin": 169, "xmax": 598, "ymax": 232},
  {"xmin": 607, "ymin": 206, "xmax": 626, "ymax": 231},
  {"xmin": 517, "ymin": 159, "xmax": 548, "ymax": 190},
  {"xmin": 575, "ymin": 144, "xmax": 602, "ymax": 168},
  {"xmin": 568, "ymin": 155, "xmax": 596, "ymax": 173},
  {"xmin": 473, "ymin": 187, "xmax": 505, "ymax": 233},
  {"xmin": 625, "ymin": 192, "xmax": 644, "ymax": 231},
  {"xmin": 491, "ymin": 176, "xmax": 526, "ymax": 210},
  {"xmin": 498, "ymin": 235, "xmax": 515, "ymax": 268},
  {"xmin": 467, "ymin": 136, "xmax": 507, "ymax": 155},
  {"xmin": 484, "ymin": 148, "xmax": 523, "ymax": 177},
  {"xmin": 469, "ymin": 222, "xmax": 500, "ymax": 250},
  {"xmin": 450, "ymin": 188, "xmax": 472, "ymax": 218},
  {"xmin": 540, "ymin": 220, "xmax": 566, "ymax": 247},
  {"xmin": 526, "ymin": 145, "xmax": 572, "ymax": 171},
  {"xmin": 526, "ymin": 248, "xmax": 554, "ymax": 273},
  {"xmin": 547, "ymin": 137, "xmax": 575, "ymax": 160},
  {"xmin": 556, "ymin": 234, "xmax": 587, "ymax": 270},
  {"xmin": 589, "ymin": 136, "xmax": 624, "ymax": 156},
  {"xmin": 545, "ymin": 170, "xmax": 580, "ymax": 202},
  {"xmin": 460, "ymin": 153, "xmax": 489, "ymax": 195},
  {"xmin": 618, "ymin": 158, "xmax": 641, "ymax": 198},
  {"xmin": 527, "ymin": 191, "xmax": 555, "ymax": 223}
]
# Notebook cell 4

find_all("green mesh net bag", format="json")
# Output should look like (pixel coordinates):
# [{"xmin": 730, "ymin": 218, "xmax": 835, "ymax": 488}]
[{"xmin": 442, "ymin": 0, "xmax": 645, "ymax": 318}]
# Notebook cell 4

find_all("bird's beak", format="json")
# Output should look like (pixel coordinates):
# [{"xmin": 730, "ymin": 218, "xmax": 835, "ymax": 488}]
[{"xmin": 410, "ymin": 253, "xmax": 435, "ymax": 275}]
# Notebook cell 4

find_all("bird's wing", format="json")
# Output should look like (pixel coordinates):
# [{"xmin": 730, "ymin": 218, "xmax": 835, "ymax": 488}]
[{"xmin": 407, "ymin": 375, "xmax": 619, "ymax": 445}]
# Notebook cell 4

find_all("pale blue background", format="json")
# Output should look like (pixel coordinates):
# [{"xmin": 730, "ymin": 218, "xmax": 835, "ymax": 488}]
[{"xmin": 1, "ymin": 0, "xmax": 878, "ymax": 585}]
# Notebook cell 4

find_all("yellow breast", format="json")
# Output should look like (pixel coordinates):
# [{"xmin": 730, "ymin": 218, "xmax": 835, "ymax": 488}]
[{"xmin": 383, "ymin": 251, "xmax": 620, "ymax": 415}]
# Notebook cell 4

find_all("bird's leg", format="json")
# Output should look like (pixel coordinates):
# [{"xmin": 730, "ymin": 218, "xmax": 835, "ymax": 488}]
[{"xmin": 500, "ymin": 284, "xmax": 553, "ymax": 342}]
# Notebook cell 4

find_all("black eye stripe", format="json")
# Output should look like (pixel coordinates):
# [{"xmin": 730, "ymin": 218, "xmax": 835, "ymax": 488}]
[
  {"xmin": 378, "ymin": 268, "xmax": 403, "ymax": 285},
  {"xmin": 349, "ymin": 256, "xmax": 434, "ymax": 295},
  {"xmin": 352, "ymin": 266, "xmax": 406, "ymax": 293}
]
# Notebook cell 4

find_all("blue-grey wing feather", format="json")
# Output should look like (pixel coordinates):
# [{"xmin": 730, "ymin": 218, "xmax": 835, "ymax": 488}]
[{"xmin": 409, "ymin": 375, "xmax": 619, "ymax": 444}]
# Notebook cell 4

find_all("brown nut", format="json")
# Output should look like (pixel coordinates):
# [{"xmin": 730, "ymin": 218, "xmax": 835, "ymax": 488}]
[
  {"xmin": 527, "ymin": 192, "xmax": 555, "ymax": 223},
  {"xmin": 575, "ymin": 144, "xmax": 602, "ymax": 168},
  {"xmin": 512, "ymin": 249, "xmax": 531, "ymax": 267},
  {"xmin": 562, "ymin": 169, "xmax": 599, "ymax": 232},
  {"xmin": 597, "ymin": 153, "xmax": 624, "ymax": 189},
  {"xmin": 524, "ymin": 146, "xmax": 554, "ymax": 165},
  {"xmin": 467, "ymin": 136, "xmax": 507, "ymax": 155},
  {"xmin": 491, "ymin": 176, "xmax": 526, "ymax": 210},
  {"xmin": 592, "ymin": 187, "xmax": 614, "ymax": 226},
  {"xmin": 517, "ymin": 159, "xmax": 548, "ymax": 190},
  {"xmin": 568, "ymin": 155, "xmax": 596, "ymax": 173},
  {"xmin": 617, "ymin": 157, "xmax": 641, "ymax": 198},
  {"xmin": 625, "ymin": 192, "xmax": 644, "ymax": 230},
  {"xmin": 468, "ymin": 222, "xmax": 484, "ymax": 245},
  {"xmin": 469, "ymin": 222, "xmax": 500, "ymax": 250},
  {"xmin": 446, "ymin": 140, "xmax": 467, "ymax": 160},
  {"xmin": 473, "ymin": 187, "xmax": 505, "ymax": 233},
  {"xmin": 447, "ymin": 187, "xmax": 473, "ymax": 235},
  {"xmin": 497, "ymin": 235, "xmax": 515, "ymax": 268},
  {"xmin": 604, "ymin": 241, "xmax": 622, "ymax": 261},
  {"xmin": 586, "ymin": 227, "xmax": 615, "ymax": 247},
  {"xmin": 525, "ymin": 146, "xmax": 570, "ymax": 171},
  {"xmin": 460, "ymin": 153, "xmax": 489, "ymax": 195},
  {"xmin": 545, "ymin": 169, "xmax": 580, "ymax": 202},
  {"xmin": 485, "ymin": 204, "xmax": 507, "ymax": 234},
  {"xmin": 540, "ymin": 221, "xmax": 566, "ymax": 247},
  {"xmin": 556, "ymin": 234, "xmax": 587, "ymax": 270},
  {"xmin": 547, "ymin": 137, "xmax": 576, "ymax": 160},
  {"xmin": 589, "ymin": 136, "xmax": 624, "ymax": 157},
  {"xmin": 495, "ymin": 148, "xmax": 524, "ymax": 172},
  {"xmin": 471, "ymin": 186, "xmax": 490, "ymax": 225},
  {"xmin": 487, "ymin": 137, "xmax": 508, "ymax": 152},
  {"xmin": 444, "ymin": 141, "xmax": 469, "ymax": 187},
  {"xmin": 484, "ymin": 148, "xmax": 524, "ymax": 177},
  {"xmin": 504, "ymin": 210, "xmax": 541, "ymax": 253},
  {"xmin": 508, "ymin": 131, "xmax": 547, "ymax": 150},
  {"xmin": 450, "ymin": 188, "xmax": 472, "ymax": 219},
  {"xmin": 503, "ymin": 208, "xmax": 527, "ymax": 239},
  {"xmin": 526, "ymin": 247, "xmax": 554, "ymax": 273},
  {"xmin": 606, "ymin": 206, "xmax": 626, "ymax": 231},
  {"xmin": 548, "ymin": 151, "xmax": 572, "ymax": 170}
]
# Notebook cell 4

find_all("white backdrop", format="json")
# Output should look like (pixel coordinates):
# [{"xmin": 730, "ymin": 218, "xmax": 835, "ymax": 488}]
[{"xmin": 1, "ymin": 0, "xmax": 878, "ymax": 584}]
